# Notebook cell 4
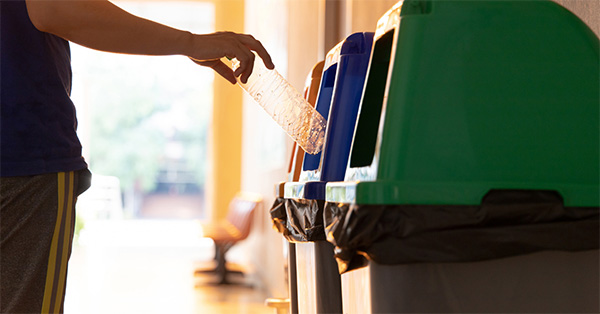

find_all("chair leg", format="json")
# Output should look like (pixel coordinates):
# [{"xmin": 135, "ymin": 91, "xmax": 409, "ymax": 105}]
[
  {"xmin": 215, "ymin": 243, "xmax": 228, "ymax": 284},
  {"xmin": 214, "ymin": 243, "xmax": 221, "ymax": 261},
  {"xmin": 194, "ymin": 242, "xmax": 227, "ymax": 276},
  {"xmin": 195, "ymin": 241, "xmax": 245, "ymax": 285}
]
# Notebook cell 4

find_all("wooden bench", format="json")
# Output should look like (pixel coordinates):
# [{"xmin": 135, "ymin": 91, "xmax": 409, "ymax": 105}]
[{"xmin": 195, "ymin": 192, "xmax": 262, "ymax": 284}]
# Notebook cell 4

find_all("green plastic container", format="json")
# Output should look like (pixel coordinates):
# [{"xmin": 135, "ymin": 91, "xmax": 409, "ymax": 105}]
[{"xmin": 328, "ymin": 0, "xmax": 600, "ymax": 207}]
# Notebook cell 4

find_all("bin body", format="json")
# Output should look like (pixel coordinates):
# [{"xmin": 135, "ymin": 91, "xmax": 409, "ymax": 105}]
[
  {"xmin": 369, "ymin": 250, "xmax": 599, "ymax": 313},
  {"xmin": 325, "ymin": 1, "xmax": 600, "ymax": 313}
]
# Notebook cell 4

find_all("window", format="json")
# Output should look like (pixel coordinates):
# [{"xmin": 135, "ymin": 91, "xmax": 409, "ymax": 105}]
[{"xmin": 71, "ymin": 1, "xmax": 215, "ymax": 218}]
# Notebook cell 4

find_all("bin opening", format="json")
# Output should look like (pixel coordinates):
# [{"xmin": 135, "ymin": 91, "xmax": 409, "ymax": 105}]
[
  {"xmin": 349, "ymin": 30, "xmax": 394, "ymax": 168},
  {"xmin": 303, "ymin": 63, "xmax": 337, "ymax": 171}
]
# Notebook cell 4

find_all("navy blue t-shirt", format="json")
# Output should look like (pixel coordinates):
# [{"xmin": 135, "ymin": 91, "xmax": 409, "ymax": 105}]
[{"xmin": 1, "ymin": 0, "xmax": 88, "ymax": 176}]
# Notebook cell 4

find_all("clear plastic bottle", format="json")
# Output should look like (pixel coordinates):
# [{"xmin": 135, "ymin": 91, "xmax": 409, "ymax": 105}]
[{"xmin": 232, "ymin": 56, "xmax": 326, "ymax": 155}]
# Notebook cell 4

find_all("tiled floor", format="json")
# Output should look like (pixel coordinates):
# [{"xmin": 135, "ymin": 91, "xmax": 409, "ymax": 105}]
[{"xmin": 65, "ymin": 219, "xmax": 274, "ymax": 314}]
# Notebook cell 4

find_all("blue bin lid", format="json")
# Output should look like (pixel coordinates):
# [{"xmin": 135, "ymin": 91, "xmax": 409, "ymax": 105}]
[{"xmin": 301, "ymin": 32, "xmax": 375, "ymax": 200}]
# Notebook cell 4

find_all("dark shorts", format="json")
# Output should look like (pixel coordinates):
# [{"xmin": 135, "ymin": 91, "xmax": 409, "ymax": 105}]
[{"xmin": 1, "ymin": 169, "xmax": 91, "ymax": 314}]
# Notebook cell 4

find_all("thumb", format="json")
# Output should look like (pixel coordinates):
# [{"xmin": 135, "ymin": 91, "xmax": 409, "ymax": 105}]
[
  {"xmin": 210, "ymin": 60, "xmax": 237, "ymax": 84},
  {"xmin": 190, "ymin": 58, "xmax": 237, "ymax": 84}
]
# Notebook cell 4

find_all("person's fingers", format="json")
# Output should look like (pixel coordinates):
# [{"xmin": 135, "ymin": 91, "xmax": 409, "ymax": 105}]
[
  {"xmin": 230, "ymin": 42, "xmax": 254, "ymax": 84},
  {"xmin": 239, "ymin": 46, "xmax": 255, "ymax": 84},
  {"xmin": 238, "ymin": 34, "xmax": 274, "ymax": 69},
  {"xmin": 232, "ymin": 45, "xmax": 247, "ymax": 77},
  {"xmin": 189, "ymin": 58, "xmax": 236, "ymax": 84},
  {"xmin": 188, "ymin": 32, "xmax": 274, "ymax": 84},
  {"xmin": 210, "ymin": 60, "xmax": 237, "ymax": 84}
]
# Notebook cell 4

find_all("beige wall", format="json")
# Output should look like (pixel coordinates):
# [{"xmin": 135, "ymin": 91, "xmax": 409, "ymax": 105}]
[
  {"xmin": 320, "ymin": 0, "xmax": 398, "ymax": 57},
  {"xmin": 288, "ymin": 0, "xmax": 323, "ymax": 91},
  {"xmin": 553, "ymin": 0, "xmax": 600, "ymax": 38},
  {"xmin": 344, "ymin": 0, "xmax": 399, "ymax": 35}
]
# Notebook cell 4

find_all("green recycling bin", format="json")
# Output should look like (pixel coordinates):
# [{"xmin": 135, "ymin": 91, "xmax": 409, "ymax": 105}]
[{"xmin": 325, "ymin": 0, "xmax": 599, "ymax": 313}]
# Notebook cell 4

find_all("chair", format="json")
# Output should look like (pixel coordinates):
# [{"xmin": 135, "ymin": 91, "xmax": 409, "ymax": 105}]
[{"xmin": 195, "ymin": 192, "xmax": 262, "ymax": 284}]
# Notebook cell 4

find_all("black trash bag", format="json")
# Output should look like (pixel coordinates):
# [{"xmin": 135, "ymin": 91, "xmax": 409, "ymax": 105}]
[
  {"xmin": 269, "ymin": 197, "xmax": 327, "ymax": 242},
  {"xmin": 324, "ymin": 201, "xmax": 373, "ymax": 273},
  {"xmin": 324, "ymin": 189, "xmax": 600, "ymax": 273},
  {"xmin": 283, "ymin": 198, "xmax": 326, "ymax": 242},
  {"xmin": 269, "ymin": 197, "xmax": 287, "ymax": 234}
]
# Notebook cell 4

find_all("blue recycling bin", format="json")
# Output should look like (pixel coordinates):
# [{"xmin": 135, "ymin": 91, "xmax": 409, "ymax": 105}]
[{"xmin": 278, "ymin": 32, "xmax": 374, "ymax": 314}]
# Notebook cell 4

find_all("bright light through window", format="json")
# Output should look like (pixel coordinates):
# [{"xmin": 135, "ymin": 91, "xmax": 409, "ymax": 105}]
[{"xmin": 71, "ymin": 1, "xmax": 215, "ymax": 218}]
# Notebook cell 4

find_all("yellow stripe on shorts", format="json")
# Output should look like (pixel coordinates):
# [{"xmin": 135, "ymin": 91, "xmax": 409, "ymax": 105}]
[{"xmin": 41, "ymin": 172, "xmax": 75, "ymax": 314}]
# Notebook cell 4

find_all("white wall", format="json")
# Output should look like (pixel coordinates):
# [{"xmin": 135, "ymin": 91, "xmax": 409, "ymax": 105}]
[{"xmin": 241, "ymin": 0, "xmax": 292, "ymax": 299}]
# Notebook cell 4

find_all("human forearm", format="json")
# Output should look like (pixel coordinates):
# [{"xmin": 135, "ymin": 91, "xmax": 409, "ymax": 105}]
[
  {"xmin": 25, "ymin": 0, "xmax": 193, "ymax": 56},
  {"xmin": 25, "ymin": 0, "xmax": 274, "ymax": 84}
]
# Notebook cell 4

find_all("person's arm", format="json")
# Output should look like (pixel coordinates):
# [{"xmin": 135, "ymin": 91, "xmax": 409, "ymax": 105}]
[{"xmin": 25, "ymin": 0, "xmax": 273, "ymax": 83}]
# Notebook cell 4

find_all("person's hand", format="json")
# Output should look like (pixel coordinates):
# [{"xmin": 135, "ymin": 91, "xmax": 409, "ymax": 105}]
[{"xmin": 188, "ymin": 31, "xmax": 274, "ymax": 84}]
